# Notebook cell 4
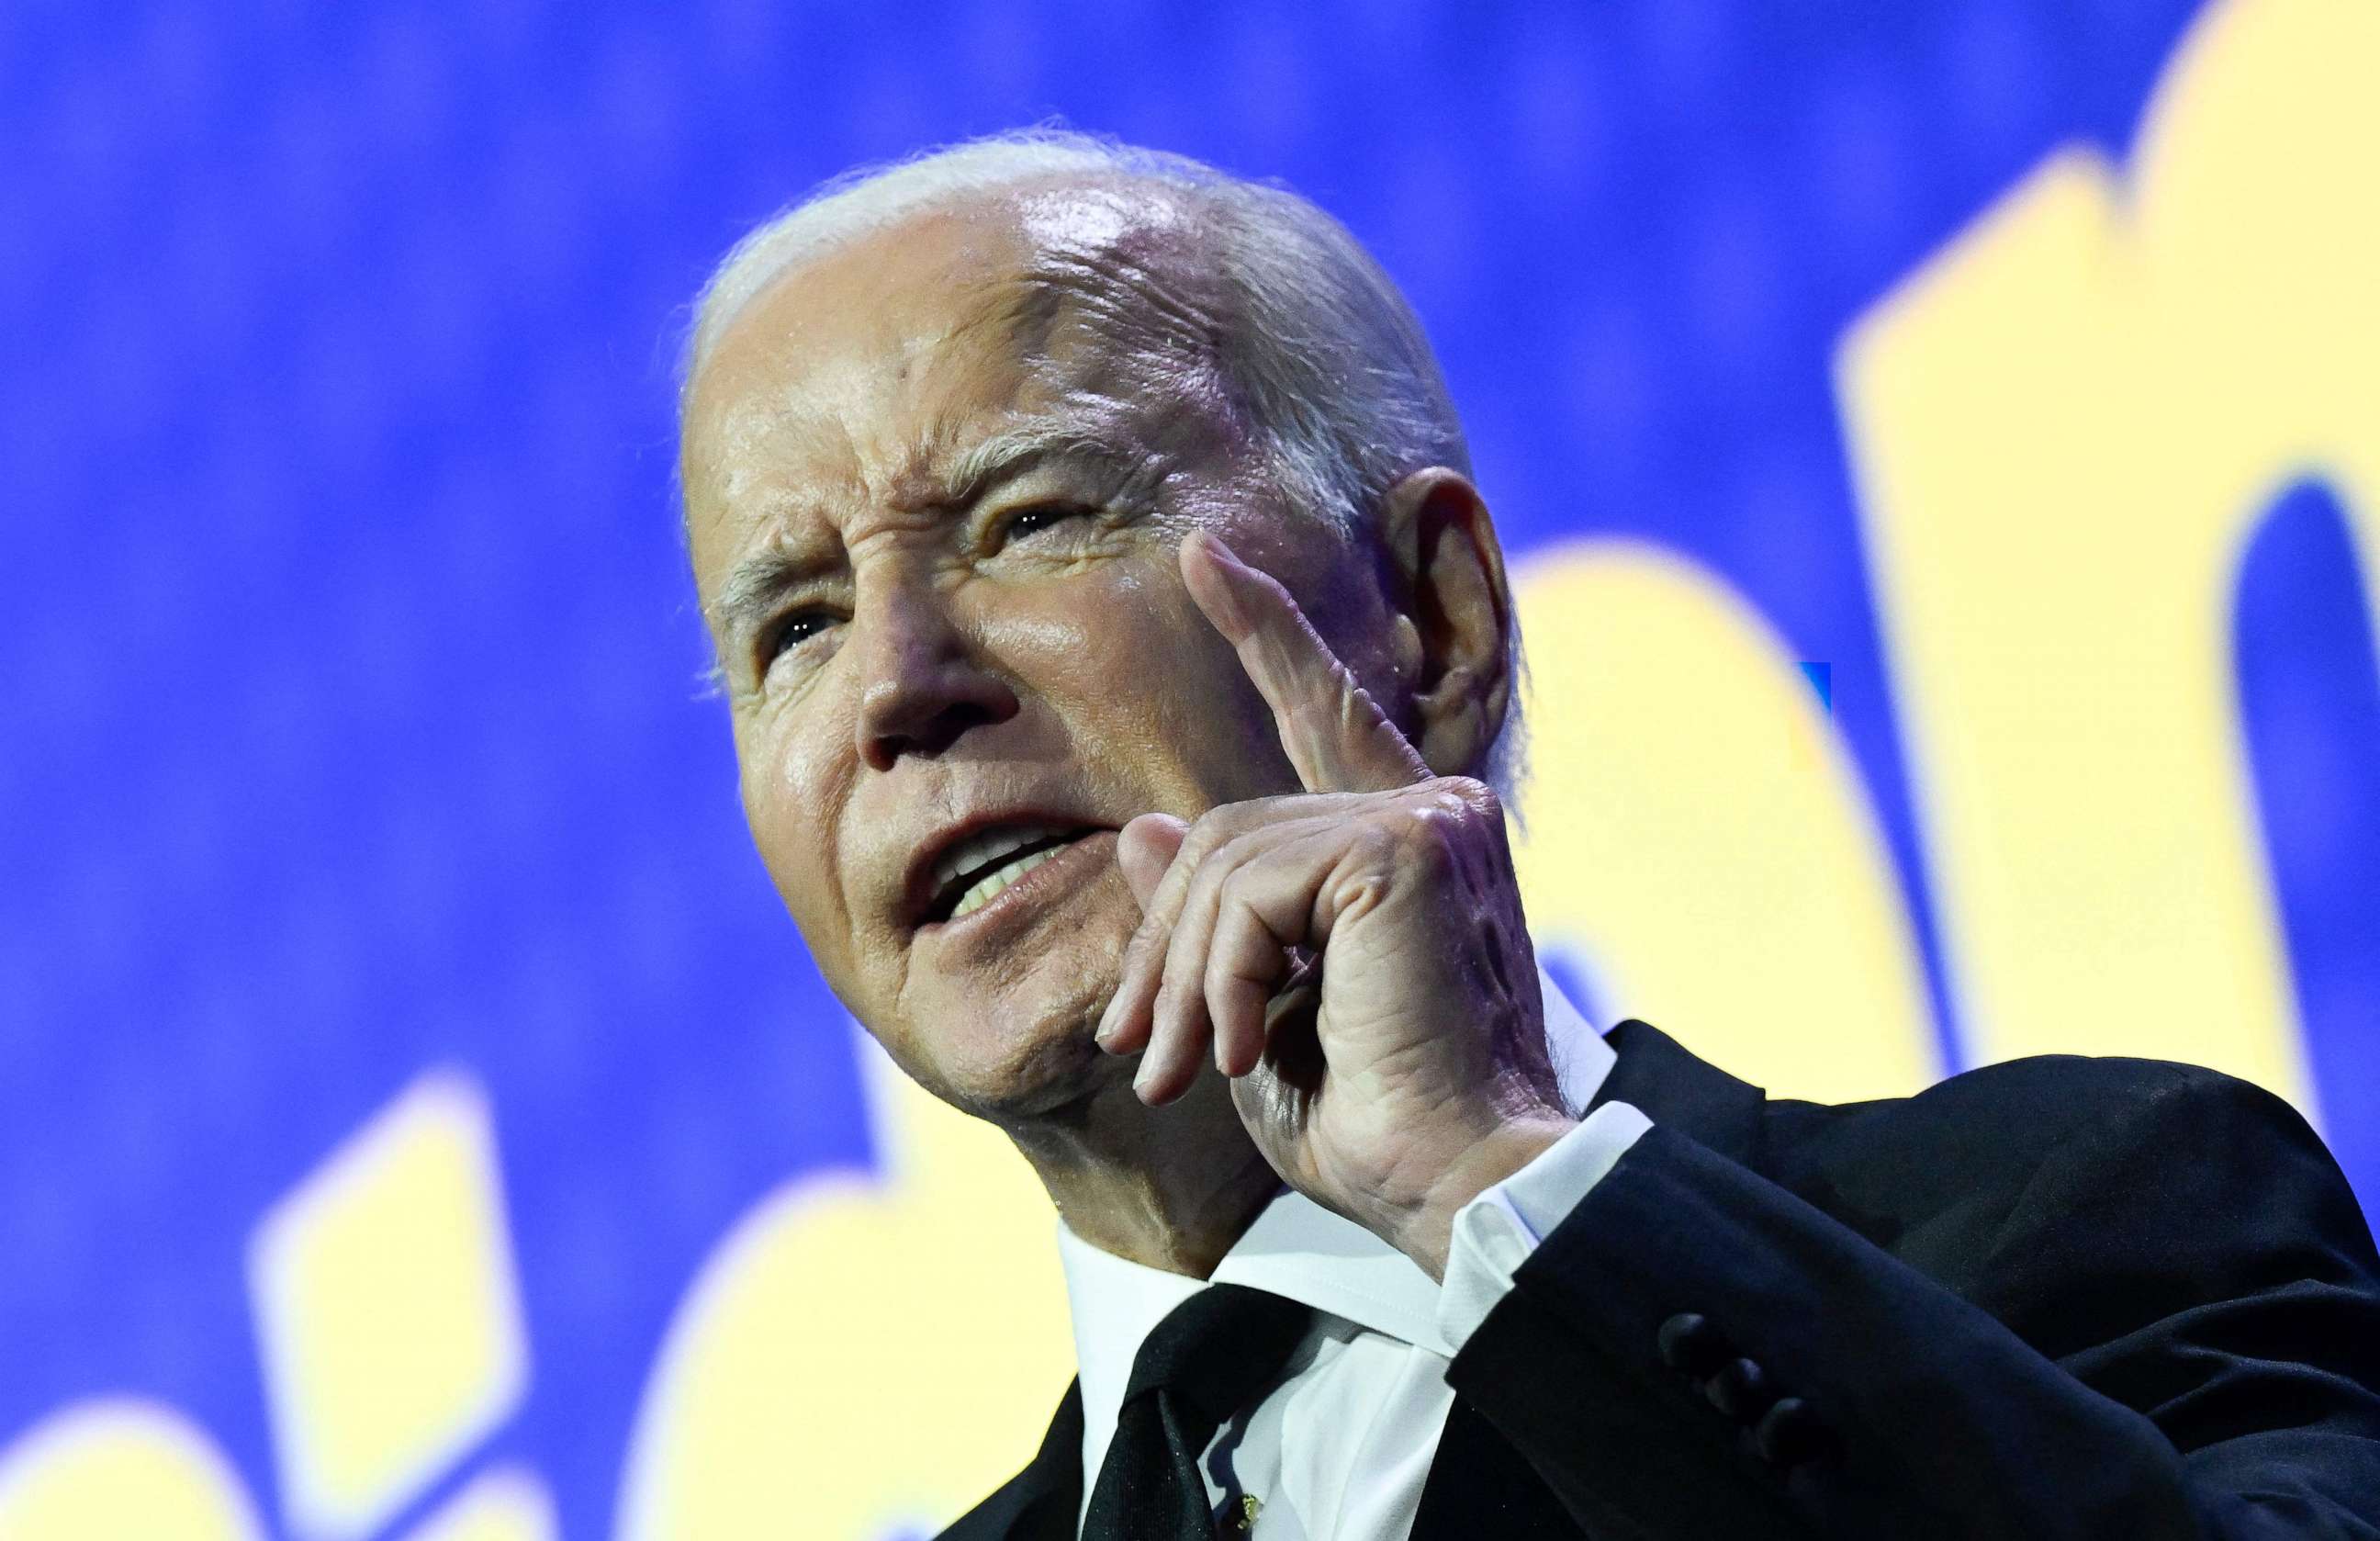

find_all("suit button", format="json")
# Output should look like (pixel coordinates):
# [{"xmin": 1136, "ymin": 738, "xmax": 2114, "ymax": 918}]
[
  {"xmin": 1704, "ymin": 1356, "xmax": 1772, "ymax": 1422},
  {"xmin": 1656, "ymin": 1312, "xmax": 1732, "ymax": 1378},
  {"xmin": 1754, "ymin": 1397, "xmax": 1829, "ymax": 1468}
]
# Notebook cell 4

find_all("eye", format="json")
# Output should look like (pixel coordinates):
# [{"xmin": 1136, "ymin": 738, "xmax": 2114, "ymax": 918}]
[
  {"xmin": 762, "ymin": 609, "xmax": 836, "ymax": 666},
  {"xmin": 996, "ymin": 501, "xmax": 1092, "ymax": 546}
]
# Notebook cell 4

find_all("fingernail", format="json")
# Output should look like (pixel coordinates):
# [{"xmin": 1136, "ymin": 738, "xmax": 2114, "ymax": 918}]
[
  {"xmin": 1186, "ymin": 534, "xmax": 1254, "ymax": 633},
  {"xmin": 1203, "ymin": 532, "xmax": 1249, "ymax": 573}
]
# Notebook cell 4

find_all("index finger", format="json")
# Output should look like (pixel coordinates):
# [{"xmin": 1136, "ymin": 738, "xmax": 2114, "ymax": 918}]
[{"xmin": 1181, "ymin": 529, "xmax": 1431, "ymax": 794}]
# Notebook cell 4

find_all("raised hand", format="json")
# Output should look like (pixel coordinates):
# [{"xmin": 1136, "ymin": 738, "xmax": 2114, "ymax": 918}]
[{"xmin": 1095, "ymin": 531, "xmax": 1576, "ymax": 1281}]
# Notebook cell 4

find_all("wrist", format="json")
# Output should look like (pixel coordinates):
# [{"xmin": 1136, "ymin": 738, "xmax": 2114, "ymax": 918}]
[{"xmin": 1395, "ymin": 1109, "xmax": 1578, "ymax": 1282}]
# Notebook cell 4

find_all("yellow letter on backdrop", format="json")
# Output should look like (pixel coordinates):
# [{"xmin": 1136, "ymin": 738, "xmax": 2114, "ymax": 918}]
[
  {"xmin": 617, "ymin": 1024, "xmax": 1071, "ymax": 1541},
  {"xmin": 1837, "ymin": 0, "xmax": 2380, "ymax": 1097},
  {"xmin": 0, "ymin": 1401, "xmax": 264, "ymax": 1541},
  {"xmin": 1510, "ymin": 542, "xmax": 1938, "ymax": 1105}
]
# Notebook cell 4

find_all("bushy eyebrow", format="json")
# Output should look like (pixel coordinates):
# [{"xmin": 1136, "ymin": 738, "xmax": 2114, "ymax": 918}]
[
  {"xmin": 707, "ymin": 546, "xmax": 820, "ymax": 655},
  {"xmin": 938, "ymin": 416, "xmax": 1147, "ymax": 508},
  {"xmin": 702, "ymin": 416, "xmax": 1155, "ymax": 654}
]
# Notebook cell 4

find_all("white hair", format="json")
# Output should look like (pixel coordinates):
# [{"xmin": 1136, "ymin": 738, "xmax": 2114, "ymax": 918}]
[{"xmin": 680, "ymin": 127, "xmax": 1528, "ymax": 804}]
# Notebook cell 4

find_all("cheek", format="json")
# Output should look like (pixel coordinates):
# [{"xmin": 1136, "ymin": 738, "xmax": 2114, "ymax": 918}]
[
  {"xmin": 734, "ymin": 707, "xmax": 849, "ymax": 933},
  {"xmin": 1018, "ymin": 563, "xmax": 1176, "ymax": 656},
  {"xmin": 993, "ymin": 562, "xmax": 1287, "ymax": 799}
]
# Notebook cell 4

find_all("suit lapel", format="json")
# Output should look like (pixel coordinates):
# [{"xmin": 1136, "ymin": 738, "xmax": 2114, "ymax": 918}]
[
  {"xmin": 937, "ymin": 1379, "xmax": 1083, "ymax": 1541},
  {"xmin": 1409, "ymin": 1020, "xmax": 1768, "ymax": 1540}
]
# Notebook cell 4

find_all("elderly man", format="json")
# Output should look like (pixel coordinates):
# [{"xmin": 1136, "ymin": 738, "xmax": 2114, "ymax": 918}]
[{"xmin": 675, "ymin": 130, "xmax": 2380, "ymax": 1539}]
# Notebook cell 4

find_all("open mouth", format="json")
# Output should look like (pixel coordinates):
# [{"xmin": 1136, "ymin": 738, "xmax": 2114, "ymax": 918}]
[{"xmin": 922, "ymin": 824, "xmax": 1102, "ymax": 926}]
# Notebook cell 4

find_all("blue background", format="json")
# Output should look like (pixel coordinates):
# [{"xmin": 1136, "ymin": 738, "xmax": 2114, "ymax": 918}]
[{"xmin": 3, "ymin": 2, "xmax": 2372, "ymax": 1536}]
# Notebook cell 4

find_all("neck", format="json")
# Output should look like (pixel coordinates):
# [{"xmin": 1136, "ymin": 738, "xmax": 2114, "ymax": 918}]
[{"xmin": 1007, "ymin": 1066, "xmax": 1281, "ymax": 1277}]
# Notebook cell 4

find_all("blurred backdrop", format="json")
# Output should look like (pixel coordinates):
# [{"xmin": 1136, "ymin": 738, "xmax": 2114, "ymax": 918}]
[{"xmin": 3, "ymin": 0, "xmax": 2375, "ymax": 1536}]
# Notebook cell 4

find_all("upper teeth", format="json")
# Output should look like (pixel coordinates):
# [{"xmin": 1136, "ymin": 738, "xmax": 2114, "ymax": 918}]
[
  {"xmin": 932, "ymin": 822, "xmax": 1081, "ymax": 919},
  {"xmin": 948, "ymin": 844, "xmax": 1068, "ymax": 919}
]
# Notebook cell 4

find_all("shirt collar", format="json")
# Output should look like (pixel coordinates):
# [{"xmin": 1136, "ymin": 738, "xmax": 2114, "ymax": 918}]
[{"xmin": 1056, "ymin": 960, "xmax": 1612, "ymax": 1445}]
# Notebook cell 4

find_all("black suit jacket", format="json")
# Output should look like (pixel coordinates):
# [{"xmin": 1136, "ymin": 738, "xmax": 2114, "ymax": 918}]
[{"xmin": 940, "ymin": 1021, "xmax": 2380, "ymax": 1538}]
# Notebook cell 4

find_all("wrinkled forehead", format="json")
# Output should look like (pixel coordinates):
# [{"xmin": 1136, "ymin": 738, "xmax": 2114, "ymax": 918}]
[
  {"xmin": 679, "ymin": 180, "xmax": 1241, "ymax": 535},
  {"xmin": 999, "ymin": 180, "xmax": 1229, "ymax": 387}
]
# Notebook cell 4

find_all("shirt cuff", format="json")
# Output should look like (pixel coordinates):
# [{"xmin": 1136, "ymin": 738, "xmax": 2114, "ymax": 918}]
[{"xmin": 1433, "ymin": 1100, "xmax": 1655, "ymax": 1352}]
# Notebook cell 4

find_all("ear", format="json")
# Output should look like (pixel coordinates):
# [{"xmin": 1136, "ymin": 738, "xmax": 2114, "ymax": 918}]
[{"xmin": 1369, "ymin": 467, "xmax": 1515, "ymax": 782}]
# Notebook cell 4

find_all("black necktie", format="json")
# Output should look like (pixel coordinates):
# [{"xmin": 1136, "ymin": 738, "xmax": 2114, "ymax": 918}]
[{"xmin": 1082, "ymin": 1283, "xmax": 1315, "ymax": 1541}]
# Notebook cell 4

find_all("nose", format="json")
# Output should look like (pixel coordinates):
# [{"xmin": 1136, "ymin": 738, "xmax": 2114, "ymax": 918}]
[{"xmin": 851, "ymin": 570, "xmax": 1018, "ymax": 771}]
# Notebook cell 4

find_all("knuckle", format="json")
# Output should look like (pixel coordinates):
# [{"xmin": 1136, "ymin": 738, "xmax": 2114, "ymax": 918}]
[
  {"xmin": 1409, "ymin": 778, "xmax": 1502, "ymax": 848},
  {"xmin": 1434, "ymin": 773, "xmax": 1499, "ymax": 818},
  {"xmin": 1405, "ymin": 823, "xmax": 1457, "ymax": 878},
  {"xmin": 1184, "ymin": 796, "xmax": 1297, "ymax": 860},
  {"xmin": 1402, "ymin": 793, "xmax": 1463, "ymax": 844},
  {"xmin": 1179, "ymin": 811, "xmax": 1232, "ymax": 864},
  {"xmin": 1173, "ymin": 827, "xmax": 1239, "ymax": 888},
  {"xmin": 1210, "ymin": 877, "xmax": 1274, "ymax": 953},
  {"xmin": 1207, "ymin": 919, "xmax": 1259, "ymax": 983},
  {"xmin": 1386, "ymin": 784, "xmax": 1489, "ymax": 877},
  {"xmin": 1218, "ymin": 873, "xmax": 1282, "ymax": 940},
  {"xmin": 1198, "ymin": 832, "xmax": 1264, "ymax": 896}
]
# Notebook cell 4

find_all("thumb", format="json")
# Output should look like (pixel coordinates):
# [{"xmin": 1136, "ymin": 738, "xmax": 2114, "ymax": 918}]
[{"xmin": 1115, "ymin": 813, "xmax": 1188, "ymax": 911}]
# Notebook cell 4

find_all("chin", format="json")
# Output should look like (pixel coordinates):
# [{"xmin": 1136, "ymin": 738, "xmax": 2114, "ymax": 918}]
[
  {"xmin": 883, "ymin": 889, "xmax": 1139, "ymax": 1121},
  {"xmin": 887, "ymin": 956, "xmax": 1103, "ymax": 1110},
  {"xmin": 929, "ymin": 1007, "xmax": 1116, "ymax": 1125}
]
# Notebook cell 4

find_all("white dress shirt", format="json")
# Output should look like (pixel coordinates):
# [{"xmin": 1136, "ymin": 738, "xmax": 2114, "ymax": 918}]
[{"xmin": 1057, "ymin": 968, "xmax": 1656, "ymax": 1539}]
